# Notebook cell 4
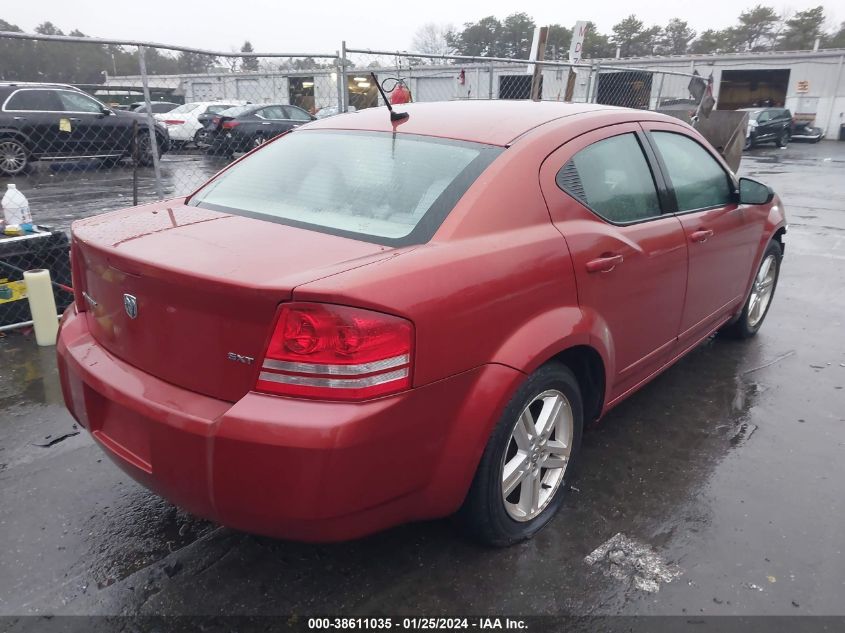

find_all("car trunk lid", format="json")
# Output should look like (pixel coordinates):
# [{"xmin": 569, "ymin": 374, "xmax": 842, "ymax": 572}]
[{"xmin": 71, "ymin": 200, "xmax": 395, "ymax": 402}]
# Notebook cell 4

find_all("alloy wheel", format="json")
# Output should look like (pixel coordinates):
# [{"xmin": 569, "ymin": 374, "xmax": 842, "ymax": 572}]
[
  {"xmin": 747, "ymin": 254, "xmax": 777, "ymax": 328},
  {"xmin": 0, "ymin": 140, "xmax": 27, "ymax": 175},
  {"xmin": 501, "ymin": 389, "xmax": 573, "ymax": 522}
]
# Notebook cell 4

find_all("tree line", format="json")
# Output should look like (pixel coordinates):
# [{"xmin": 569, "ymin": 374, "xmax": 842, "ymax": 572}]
[
  {"xmin": 416, "ymin": 6, "xmax": 845, "ymax": 60},
  {"xmin": 0, "ymin": 19, "xmax": 324, "ymax": 83}
]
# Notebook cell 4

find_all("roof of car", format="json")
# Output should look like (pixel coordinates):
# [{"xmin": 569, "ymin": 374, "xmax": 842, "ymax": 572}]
[
  {"xmin": 0, "ymin": 81, "xmax": 76, "ymax": 89},
  {"xmin": 303, "ymin": 100, "xmax": 629, "ymax": 146}
]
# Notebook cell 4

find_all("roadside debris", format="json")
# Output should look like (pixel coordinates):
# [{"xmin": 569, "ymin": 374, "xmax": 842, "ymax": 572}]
[
  {"xmin": 585, "ymin": 532, "xmax": 682, "ymax": 593},
  {"xmin": 33, "ymin": 431, "xmax": 80, "ymax": 447}
]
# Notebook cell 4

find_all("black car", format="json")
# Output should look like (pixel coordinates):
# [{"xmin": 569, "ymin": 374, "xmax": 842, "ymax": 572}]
[
  {"xmin": 194, "ymin": 103, "xmax": 246, "ymax": 146},
  {"xmin": 740, "ymin": 107, "xmax": 792, "ymax": 150},
  {"xmin": 0, "ymin": 82, "xmax": 170, "ymax": 176},
  {"xmin": 205, "ymin": 104, "xmax": 315, "ymax": 156}
]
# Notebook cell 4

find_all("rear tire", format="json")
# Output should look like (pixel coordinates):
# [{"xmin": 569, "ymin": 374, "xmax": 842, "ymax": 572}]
[
  {"xmin": 456, "ymin": 362, "xmax": 583, "ymax": 546},
  {"xmin": 721, "ymin": 240, "xmax": 782, "ymax": 339},
  {"xmin": 0, "ymin": 138, "xmax": 29, "ymax": 176}
]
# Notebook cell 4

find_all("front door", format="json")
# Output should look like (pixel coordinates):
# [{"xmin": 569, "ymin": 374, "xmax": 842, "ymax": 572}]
[
  {"xmin": 540, "ymin": 123, "xmax": 688, "ymax": 402},
  {"xmin": 641, "ymin": 123, "xmax": 761, "ymax": 345}
]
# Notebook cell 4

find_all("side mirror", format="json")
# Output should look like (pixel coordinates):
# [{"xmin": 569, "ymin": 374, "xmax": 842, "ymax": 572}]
[
  {"xmin": 738, "ymin": 177, "xmax": 774, "ymax": 205},
  {"xmin": 100, "ymin": 106, "xmax": 113, "ymax": 116}
]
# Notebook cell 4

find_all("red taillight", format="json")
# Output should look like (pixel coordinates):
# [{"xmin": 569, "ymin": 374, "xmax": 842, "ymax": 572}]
[
  {"xmin": 222, "ymin": 120, "xmax": 240, "ymax": 129},
  {"xmin": 256, "ymin": 303, "xmax": 413, "ymax": 401},
  {"xmin": 163, "ymin": 119, "xmax": 185, "ymax": 125}
]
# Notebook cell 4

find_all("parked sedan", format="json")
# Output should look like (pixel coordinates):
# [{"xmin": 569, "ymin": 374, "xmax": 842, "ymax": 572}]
[
  {"xmin": 741, "ymin": 107, "xmax": 792, "ymax": 149},
  {"xmin": 204, "ymin": 103, "xmax": 315, "ymax": 155},
  {"xmin": 155, "ymin": 101, "xmax": 245, "ymax": 147},
  {"xmin": 57, "ymin": 101, "xmax": 785, "ymax": 545}
]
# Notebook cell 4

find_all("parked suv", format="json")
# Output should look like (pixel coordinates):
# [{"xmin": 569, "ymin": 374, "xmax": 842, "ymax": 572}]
[
  {"xmin": 0, "ymin": 82, "xmax": 170, "ymax": 176},
  {"xmin": 740, "ymin": 107, "xmax": 792, "ymax": 150}
]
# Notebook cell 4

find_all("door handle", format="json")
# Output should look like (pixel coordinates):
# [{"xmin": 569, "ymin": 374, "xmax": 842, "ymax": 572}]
[
  {"xmin": 690, "ymin": 229, "xmax": 714, "ymax": 243},
  {"xmin": 12, "ymin": 116, "xmax": 26, "ymax": 121},
  {"xmin": 261, "ymin": 122, "xmax": 271, "ymax": 125},
  {"xmin": 68, "ymin": 117, "xmax": 82, "ymax": 122},
  {"xmin": 586, "ymin": 254, "xmax": 624, "ymax": 273}
]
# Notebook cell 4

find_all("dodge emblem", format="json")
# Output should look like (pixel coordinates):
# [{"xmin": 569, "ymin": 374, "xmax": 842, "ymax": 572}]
[{"xmin": 123, "ymin": 294, "xmax": 138, "ymax": 319}]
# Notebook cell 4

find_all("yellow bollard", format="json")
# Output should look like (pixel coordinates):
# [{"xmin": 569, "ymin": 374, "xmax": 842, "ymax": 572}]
[{"xmin": 23, "ymin": 269, "xmax": 59, "ymax": 346}]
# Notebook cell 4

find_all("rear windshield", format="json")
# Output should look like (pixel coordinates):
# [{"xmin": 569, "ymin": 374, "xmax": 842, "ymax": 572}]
[
  {"xmin": 168, "ymin": 103, "xmax": 200, "ymax": 114},
  {"xmin": 219, "ymin": 105, "xmax": 254, "ymax": 118},
  {"xmin": 189, "ymin": 130, "xmax": 502, "ymax": 246}
]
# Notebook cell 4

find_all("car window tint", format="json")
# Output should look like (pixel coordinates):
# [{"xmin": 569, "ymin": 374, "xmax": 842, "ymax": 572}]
[
  {"xmin": 207, "ymin": 104, "xmax": 233, "ymax": 114},
  {"xmin": 284, "ymin": 106, "xmax": 312, "ymax": 121},
  {"xmin": 58, "ymin": 91, "xmax": 106, "ymax": 113},
  {"xmin": 190, "ymin": 130, "xmax": 501, "ymax": 245},
  {"xmin": 651, "ymin": 132, "xmax": 732, "ymax": 212},
  {"xmin": 219, "ymin": 105, "xmax": 253, "ymax": 117},
  {"xmin": 5, "ymin": 89, "xmax": 63, "ymax": 111},
  {"xmin": 557, "ymin": 133, "xmax": 660, "ymax": 224}
]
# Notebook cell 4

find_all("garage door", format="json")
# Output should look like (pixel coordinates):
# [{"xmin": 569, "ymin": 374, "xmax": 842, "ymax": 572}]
[{"xmin": 415, "ymin": 77, "xmax": 455, "ymax": 103}]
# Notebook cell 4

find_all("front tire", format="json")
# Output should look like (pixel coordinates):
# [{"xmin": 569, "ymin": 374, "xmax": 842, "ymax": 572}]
[
  {"xmin": 777, "ymin": 130, "xmax": 790, "ymax": 148},
  {"xmin": 457, "ymin": 362, "xmax": 583, "ymax": 546},
  {"xmin": 721, "ymin": 240, "xmax": 782, "ymax": 339}
]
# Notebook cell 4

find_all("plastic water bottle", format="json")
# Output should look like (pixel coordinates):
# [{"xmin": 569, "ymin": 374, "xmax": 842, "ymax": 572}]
[{"xmin": 2, "ymin": 184, "xmax": 32, "ymax": 226}]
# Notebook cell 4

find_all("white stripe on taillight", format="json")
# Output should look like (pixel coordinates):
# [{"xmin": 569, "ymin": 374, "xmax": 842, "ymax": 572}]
[
  {"xmin": 262, "ymin": 354, "xmax": 409, "ymax": 376},
  {"xmin": 258, "ymin": 368, "xmax": 409, "ymax": 389}
]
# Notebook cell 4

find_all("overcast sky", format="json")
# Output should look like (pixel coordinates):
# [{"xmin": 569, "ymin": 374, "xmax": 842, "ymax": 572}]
[{"xmin": 2, "ymin": 0, "xmax": 842, "ymax": 53}]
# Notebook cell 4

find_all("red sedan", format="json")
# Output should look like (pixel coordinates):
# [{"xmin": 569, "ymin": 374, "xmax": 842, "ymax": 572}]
[{"xmin": 57, "ymin": 101, "xmax": 785, "ymax": 545}]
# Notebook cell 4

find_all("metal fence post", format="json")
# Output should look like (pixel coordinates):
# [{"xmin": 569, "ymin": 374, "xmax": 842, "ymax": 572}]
[
  {"xmin": 340, "ymin": 41, "xmax": 348, "ymax": 112},
  {"xmin": 655, "ymin": 72, "xmax": 665, "ymax": 109},
  {"xmin": 488, "ymin": 61, "xmax": 494, "ymax": 99},
  {"xmin": 334, "ymin": 51, "xmax": 343, "ymax": 112},
  {"xmin": 136, "ymin": 45, "xmax": 164, "ymax": 200},
  {"xmin": 589, "ymin": 63, "xmax": 601, "ymax": 103}
]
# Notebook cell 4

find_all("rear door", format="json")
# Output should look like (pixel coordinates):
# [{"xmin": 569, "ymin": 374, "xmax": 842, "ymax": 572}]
[
  {"xmin": 540, "ymin": 123, "xmax": 688, "ymax": 401},
  {"xmin": 3, "ymin": 89, "xmax": 66, "ymax": 155},
  {"xmin": 642, "ymin": 123, "xmax": 761, "ymax": 345}
]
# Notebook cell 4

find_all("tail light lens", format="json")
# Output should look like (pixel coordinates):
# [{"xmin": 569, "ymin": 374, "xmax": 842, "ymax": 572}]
[
  {"xmin": 222, "ymin": 120, "xmax": 240, "ymax": 129},
  {"xmin": 256, "ymin": 303, "xmax": 413, "ymax": 401},
  {"xmin": 163, "ymin": 119, "xmax": 185, "ymax": 125}
]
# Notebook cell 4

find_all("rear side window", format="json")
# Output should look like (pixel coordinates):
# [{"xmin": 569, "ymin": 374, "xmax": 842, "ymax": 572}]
[
  {"xmin": 556, "ymin": 133, "xmax": 661, "ymax": 224},
  {"xmin": 5, "ymin": 89, "xmax": 63, "ymax": 112},
  {"xmin": 190, "ymin": 130, "xmax": 502, "ymax": 246},
  {"xmin": 651, "ymin": 132, "xmax": 733, "ymax": 212},
  {"xmin": 284, "ymin": 106, "xmax": 312, "ymax": 121}
]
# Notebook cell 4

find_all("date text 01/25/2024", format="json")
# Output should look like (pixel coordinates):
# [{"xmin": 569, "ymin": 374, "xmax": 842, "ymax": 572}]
[{"xmin": 306, "ymin": 618, "xmax": 527, "ymax": 630}]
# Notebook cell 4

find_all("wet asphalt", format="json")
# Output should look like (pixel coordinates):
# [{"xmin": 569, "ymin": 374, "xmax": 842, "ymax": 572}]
[{"xmin": 1, "ymin": 141, "xmax": 844, "ymax": 619}]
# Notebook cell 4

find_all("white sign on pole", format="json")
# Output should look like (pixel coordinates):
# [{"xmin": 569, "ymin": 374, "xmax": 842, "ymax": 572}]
[
  {"xmin": 526, "ymin": 27, "xmax": 542, "ymax": 74},
  {"xmin": 569, "ymin": 21, "xmax": 589, "ymax": 64}
]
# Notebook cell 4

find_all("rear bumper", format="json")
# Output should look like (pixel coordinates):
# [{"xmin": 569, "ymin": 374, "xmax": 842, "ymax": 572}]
[{"xmin": 57, "ymin": 307, "xmax": 523, "ymax": 541}]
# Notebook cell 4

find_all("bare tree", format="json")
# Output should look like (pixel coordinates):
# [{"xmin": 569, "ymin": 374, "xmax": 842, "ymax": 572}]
[{"xmin": 411, "ymin": 23, "xmax": 456, "ymax": 60}]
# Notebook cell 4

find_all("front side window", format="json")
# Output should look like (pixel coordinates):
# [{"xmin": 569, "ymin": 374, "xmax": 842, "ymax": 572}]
[
  {"xmin": 190, "ymin": 130, "xmax": 501, "ymax": 245},
  {"xmin": 58, "ymin": 91, "xmax": 106, "ymax": 113},
  {"xmin": 651, "ymin": 132, "xmax": 733, "ymax": 212},
  {"xmin": 5, "ymin": 89, "xmax": 63, "ymax": 112},
  {"xmin": 556, "ymin": 133, "xmax": 661, "ymax": 224}
]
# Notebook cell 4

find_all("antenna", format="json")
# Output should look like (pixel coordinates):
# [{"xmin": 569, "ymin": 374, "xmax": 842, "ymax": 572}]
[{"xmin": 371, "ymin": 72, "xmax": 409, "ymax": 122}]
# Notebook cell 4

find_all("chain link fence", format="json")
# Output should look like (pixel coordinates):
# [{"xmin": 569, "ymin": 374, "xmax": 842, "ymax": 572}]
[{"xmin": 0, "ymin": 31, "xmax": 709, "ymax": 330}]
